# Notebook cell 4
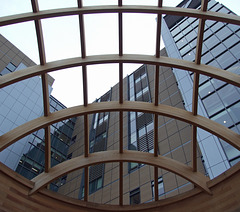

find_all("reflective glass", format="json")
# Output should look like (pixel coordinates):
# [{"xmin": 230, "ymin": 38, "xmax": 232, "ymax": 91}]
[
  {"xmin": 212, "ymin": 110, "xmax": 234, "ymax": 128},
  {"xmin": 218, "ymin": 85, "xmax": 240, "ymax": 107},
  {"xmin": 203, "ymin": 92, "xmax": 224, "ymax": 116},
  {"xmin": 199, "ymin": 81, "xmax": 214, "ymax": 98},
  {"xmin": 228, "ymin": 102, "xmax": 240, "ymax": 123}
]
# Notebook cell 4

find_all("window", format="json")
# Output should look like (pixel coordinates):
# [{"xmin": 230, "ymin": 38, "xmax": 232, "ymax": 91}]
[
  {"xmin": 151, "ymin": 177, "xmax": 164, "ymax": 198},
  {"xmin": 89, "ymin": 177, "xmax": 102, "ymax": 195},
  {"xmin": 130, "ymin": 188, "xmax": 140, "ymax": 205}
]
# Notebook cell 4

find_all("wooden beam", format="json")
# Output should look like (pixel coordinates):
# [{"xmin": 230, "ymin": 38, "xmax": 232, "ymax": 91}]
[
  {"xmin": 31, "ymin": 0, "xmax": 46, "ymax": 65},
  {"xmin": 84, "ymin": 167, "xmax": 88, "ymax": 202},
  {"xmin": 44, "ymin": 126, "xmax": 51, "ymax": 173},
  {"xmin": 82, "ymin": 66, "xmax": 88, "ymax": 106},
  {"xmin": 1, "ymin": 55, "xmax": 239, "ymax": 89},
  {"xmin": 154, "ymin": 114, "xmax": 158, "ymax": 157},
  {"xmin": 29, "ymin": 150, "xmax": 211, "ymax": 195},
  {"xmin": 1, "ymin": 101, "xmax": 239, "ymax": 155},
  {"xmin": 192, "ymin": 126, "xmax": 197, "ymax": 172},
  {"xmin": 78, "ymin": 0, "xmax": 86, "ymax": 58},
  {"xmin": 154, "ymin": 66, "xmax": 159, "ymax": 106},
  {"xmin": 118, "ymin": 0, "xmax": 123, "ymax": 56},
  {"xmin": 154, "ymin": 166, "xmax": 159, "ymax": 201},
  {"xmin": 191, "ymin": 0, "xmax": 208, "ymax": 173},
  {"xmin": 119, "ymin": 63, "xmax": 123, "ymax": 104},
  {"xmin": 155, "ymin": 0, "xmax": 162, "ymax": 58},
  {"xmin": 119, "ymin": 161, "xmax": 123, "ymax": 206},
  {"xmin": 1, "ymin": 6, "xmax": 240, "ymax": 27},
  {"xmin": 84, "ymin": 114, "xmax": 89, "ymax": 158},
  {"xmin": 119, "ymin": 111, "xmax": 123, "ymax": 153}
]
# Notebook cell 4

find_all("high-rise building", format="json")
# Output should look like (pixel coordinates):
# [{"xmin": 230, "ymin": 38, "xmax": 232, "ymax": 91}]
[
  {"xmin": 57, "ymin": 48, "xmax": 206, "ymax": 204},
  {"xmin": 0, "ymin": 34, "xmax": 76, "ymax": 191},
  {"xmin": 162, "ymin": 0, "xmax": 240, "ymax": 178},
  {"xmin": 57, "ymin": 0, "xmax": 240, "ymax": 204}
]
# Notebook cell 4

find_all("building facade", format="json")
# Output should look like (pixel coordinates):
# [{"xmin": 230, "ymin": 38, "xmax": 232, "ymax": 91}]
[
  {"xmin": 0, "ymin": 34, "xmax": 76, "ymax": 191},
  {"xmin": 162, "ymin": 0, "xmax": 240, "ymax": 179},
  {"xmin": 57, "ymin": 48, "xmax": 205, "ymax": 204}
]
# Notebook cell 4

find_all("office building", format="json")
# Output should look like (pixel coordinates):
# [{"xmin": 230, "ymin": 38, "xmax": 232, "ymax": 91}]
[
  {"xmin": 57, "ymin": 48, "xmax": 206, "ymax": 204},
  {"xmin": 0, "ymin": 34, "xmax": 76, "ymax": 191},
  {"xmin": 162, "ymin": 0, "xmax": 240, "ymax": 178}
]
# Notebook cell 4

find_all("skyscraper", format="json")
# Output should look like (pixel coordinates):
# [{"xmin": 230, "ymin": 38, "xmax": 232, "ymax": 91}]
[{"xmin": 162, "ymin": 0, "xmax": 240, "ymax": 178}]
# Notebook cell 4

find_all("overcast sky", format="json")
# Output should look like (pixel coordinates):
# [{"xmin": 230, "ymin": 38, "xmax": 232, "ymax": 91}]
[{"xmin": 0, "ymin": 0, "xmax": 239, "ymax": 107}]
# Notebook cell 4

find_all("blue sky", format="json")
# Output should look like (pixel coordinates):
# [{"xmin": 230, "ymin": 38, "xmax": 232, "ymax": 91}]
[{"xmin": 0, "ymin": 0, "xmax": 239, "ymax": 107}]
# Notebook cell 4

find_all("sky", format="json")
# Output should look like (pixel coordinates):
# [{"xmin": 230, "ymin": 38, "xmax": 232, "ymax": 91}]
[{"xmin": 0, "ymin": 0, "xmax": 239, "ymax": 107}]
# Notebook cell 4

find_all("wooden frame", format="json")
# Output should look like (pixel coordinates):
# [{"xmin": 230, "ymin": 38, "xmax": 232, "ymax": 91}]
[{"xmin": 0, "ymin": 0, "xmax": 240, "ymax": 209}]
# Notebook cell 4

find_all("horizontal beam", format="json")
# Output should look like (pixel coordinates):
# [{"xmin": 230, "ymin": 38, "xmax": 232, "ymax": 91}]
[
  {"xmin": 29, "ymin": 150, "xmax": 211, "ymax": 195},
  {"xmin": 0, "ymin": 54, "xmax": 239, "ymax": 89},
  {"xmin": 1, "ymin": 6, "xmax": 240, "ymax": 27},
  {"xmin": 1, "ymin": 101, "xmax": 239, "ymax": 152}
]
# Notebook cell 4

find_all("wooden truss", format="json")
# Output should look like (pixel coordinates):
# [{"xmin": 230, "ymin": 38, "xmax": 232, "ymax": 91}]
[{"xmin": 0, "ymin": 0, "xmax": 240, "ymax": 209}]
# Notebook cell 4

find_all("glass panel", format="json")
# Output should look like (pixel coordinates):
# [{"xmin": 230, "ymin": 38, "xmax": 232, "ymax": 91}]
[
  {"xmin": 228, "ymin": 102, "xmax": 240, "ymax": 123},
  {"xmin": 203, "ymin": 92, "xmax": 224, "ymax": 117},
  {"xmin": 212, "ymin": 110, "xmax": 234, "ymax": 128},
  {"xmin": 217, "ymin": 85, "xmax": 240, "ymax": 107},
  {"xmin": 199, "ymin": 81, "xmax": 214, "ymax": 98}
]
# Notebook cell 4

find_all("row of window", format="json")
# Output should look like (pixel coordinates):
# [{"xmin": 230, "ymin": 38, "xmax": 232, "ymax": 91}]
[
  {"xmin": 130, "ymin": 177, "xmax": 164, "ymax": 205},
  {"xmin": 78, "ymin": 91, "xmax": 111, "ymax": 198}
]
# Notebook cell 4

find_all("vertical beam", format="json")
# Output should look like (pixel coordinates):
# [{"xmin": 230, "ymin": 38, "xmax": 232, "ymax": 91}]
[
  {"xmin": 31, "ymin": 0, "xmax": 46, "ymax": 65},
  {"xmin": 155, "ymin": 0, "xmax": 163, "ymax": 58},
  {"xmin": 84, "ymin": 166, "xmax": 89, "ymax": 202},
  {"xmin": 82, "ymin": 66, "xmax": 88, "ymax": 106},
  {"xmin": 119, "ymin": 0, "xmax": 123, "ymax": 206},
  {"xmin": 154, "ymin": 66, "xmax": 159, "ymax": 106},
  {"xmin": 191, "ymin": 0, "xmax": 208, "ymax": 172},
  {"xmin": 154, "ymin": 2, "xmax": 161, "ymax": 198},
  {"xmin": 119, "ymin": 161, "xmax": 123, "ymax": 206},
  {"xmin": 41, "ymin": 74, "xmax": 51, "ymax": 172},
  {"xmin": 119, "ymin": 63, "xmax": 123, "ymax": 104},
  {"xmin": 154, "ymin": 166, "xmax": 159, "ymax": 201},
  {"xmin": 78, "ymin": 0, "xmax": 88, "ymax": 107},
  {"xmin": 119, "ymin": 111, "xmax": 123, "ymax": 153},
  {"xmin": 154, "ymin": 114, "xmax": 158, "ymax": 157},
  {"xmin": 84, "ymin": 113, "xmax": 89, "ymax": 201},
  {"xmin": 78, "ymin": 0, "xmax": 86, "ymax": 59},
  {"xmin": 44, "ymin": 126, "xmax": 51, "ymax": 173},
  {"xmin": 31, "ymin": 0, "xmax": 51, "ymax": 173},
  {"xmin": 192, "ymin": 126, "xmax": 197, "ymax": 172},
  {"xmin": 118, "ymin": 0, "xmax": 123, "ymax": 56},
  {"xmin": 154, "ymin": 114, "xmax": 158, "ymax": 200},
  {"xmin": 84, "ymin": 114, "xmax": 89, "ymax": 158}
]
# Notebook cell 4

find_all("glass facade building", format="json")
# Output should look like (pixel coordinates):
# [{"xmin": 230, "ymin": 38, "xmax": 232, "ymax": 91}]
[
  {"xmin": 0, "ymin": 34, "xmax": 76, "ymax": 191},
  {"xmin": 162, "ymin": 0, "xmax": 240, "ymax": 178}
]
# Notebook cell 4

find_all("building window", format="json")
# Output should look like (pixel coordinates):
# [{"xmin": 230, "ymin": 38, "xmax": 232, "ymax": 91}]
[
  {"xmin": 151, "ymin": 177, "xmax": 164, "ymax": 198},
  {"xmin": 89, "ymin": 177, "xmax": 102, "ymax": 194},
  {"xmin": 130, "ymin": 188, "xmax": 140, "ymax": 205}
]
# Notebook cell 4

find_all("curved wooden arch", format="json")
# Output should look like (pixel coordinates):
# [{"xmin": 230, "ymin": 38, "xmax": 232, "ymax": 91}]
[
  {"xmin": 30, "ymin": 150, "xmax": 211, "ymax": 195},
  {"xmin": 0, "ymin": 101, "xmax": 239, "ymax": 152},
  {"xmin": 0, "ymin": 1, "xmax": 240, "ymax": 209},
  {"xmin": 0, "ymin": 55, "xmax": 239, "ymax": 89},
  {"xmin": 0, "ymin": 6, "xmax": 240, "ymax": 27}
]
